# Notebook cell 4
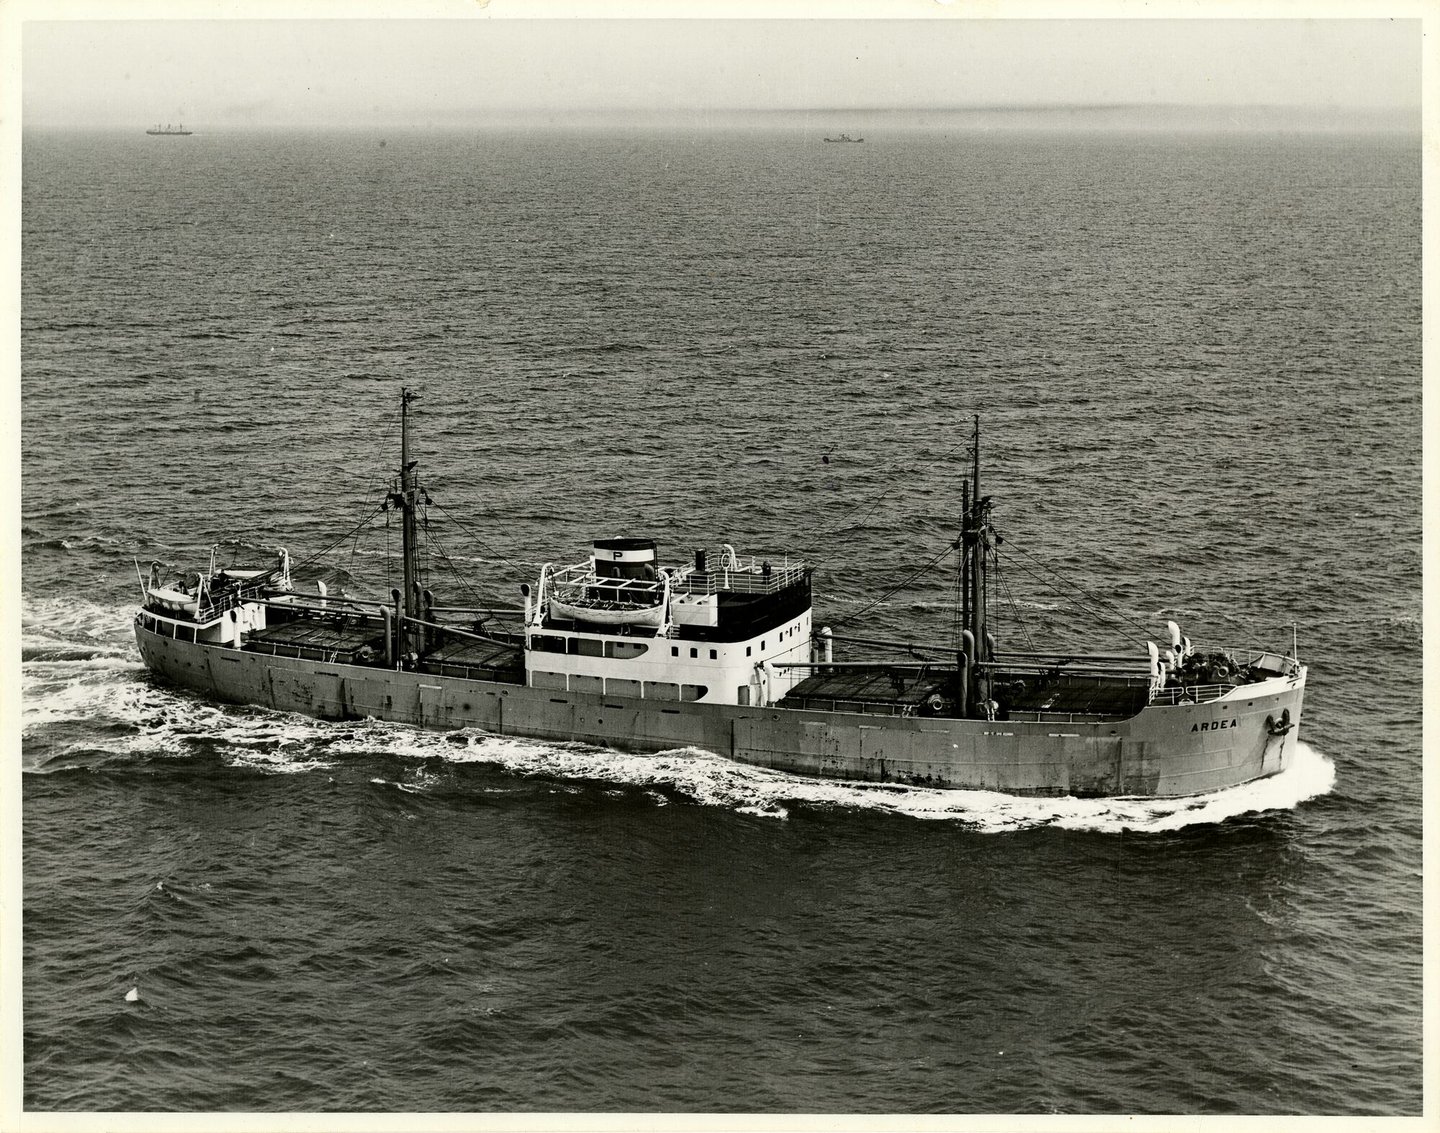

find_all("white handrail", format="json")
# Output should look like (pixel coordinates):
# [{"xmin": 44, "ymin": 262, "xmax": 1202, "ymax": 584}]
[{"xmin": 531, "ymin": 564, "xmax": 552, "ymax": 627}]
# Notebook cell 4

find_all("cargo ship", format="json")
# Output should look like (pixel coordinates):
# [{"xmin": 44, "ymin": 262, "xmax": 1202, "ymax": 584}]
[
  {"xmin": 134, "ymin": 391, "xmax": 1306, "ymax": 797},
  {"xmin": 145, "ymin": 123, "xmax": 192, "ymax": 136}
]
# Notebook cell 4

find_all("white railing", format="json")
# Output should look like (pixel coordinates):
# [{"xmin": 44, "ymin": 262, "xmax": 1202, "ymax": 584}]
[
  {"xmin": 1148, "ymin": 683, "xmax": 1238, "ymax": 706},
  {"xmin": 194, "ymin": 584, "xmax": 261, "ymax": 623},
  {"xmin": 544, "ymin": 552, "xmax": 808, "ymax": 602},
  {"xmin": 670, "ymin": 555, "xmax": 807, "ymax": 596},
  {"xmin": 548, "ymin": 562, "xmax": 666, "ymax": 601},
  {"xmin": 1217, "ymin": 646, "xmax": 1302, "ymax": 676}
]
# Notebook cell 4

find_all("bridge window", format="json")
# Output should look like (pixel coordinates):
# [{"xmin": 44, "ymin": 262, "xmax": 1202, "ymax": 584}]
[{"xmin": 530, "ymin": 635, "xmax": 566, "ymax": 654}]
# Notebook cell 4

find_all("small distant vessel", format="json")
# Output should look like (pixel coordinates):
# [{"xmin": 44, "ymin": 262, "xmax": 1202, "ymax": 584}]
[
  {"xmin": 824, "ymin": 134, "xmax": 864, "ymax": 143},
  {"xmin": 133, "ymin": 391, "xmax": 1306, "ymax": 799},
  {"xmin": 146, "ymin": 123, "xmax": 192, "ymax": 136}
]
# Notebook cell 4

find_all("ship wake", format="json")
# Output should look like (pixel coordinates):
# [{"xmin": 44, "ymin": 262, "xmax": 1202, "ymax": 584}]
[{"xmin": 392, "ymin": 730, "xmax": 1337, "ymax": 832}]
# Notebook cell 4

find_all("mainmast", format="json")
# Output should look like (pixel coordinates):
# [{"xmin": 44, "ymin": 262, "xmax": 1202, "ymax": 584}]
[
  {"xmin": 969, "ymin": 415, "xmax": 988, "ymax": 664},
  {"xmin": 960, "ymin": 415, "xmax": 994, "ymax": 715},
  {"xmin": 395, "ymin": 388, "xmax": 422, "ymax": 622}
]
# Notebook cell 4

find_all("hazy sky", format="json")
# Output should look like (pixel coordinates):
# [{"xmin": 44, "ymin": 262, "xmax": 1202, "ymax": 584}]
[{"xmin": 19, "ymin": 13, "xmax": 1423, "ymax": 129}]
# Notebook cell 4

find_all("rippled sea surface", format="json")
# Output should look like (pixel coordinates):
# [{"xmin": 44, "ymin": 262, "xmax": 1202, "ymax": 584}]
[{"xmin": 20, "ymin": 127, "xmax": 1421, "ymax": 1114}]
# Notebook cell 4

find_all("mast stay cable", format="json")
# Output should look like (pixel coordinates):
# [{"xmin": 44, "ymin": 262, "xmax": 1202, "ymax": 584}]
[
  {"xmin": 829, "ymin": 542, "xmax": 957, "ymax": 630},
  {"xmin": 994, "ymin": 545, "xmax": 1146, "ymax": 648}
]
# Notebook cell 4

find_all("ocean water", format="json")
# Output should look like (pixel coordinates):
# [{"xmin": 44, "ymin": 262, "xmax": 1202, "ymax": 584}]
[{"xmin": 19, "ymin": 127, "xmax": 1421, "ymax": 1114}]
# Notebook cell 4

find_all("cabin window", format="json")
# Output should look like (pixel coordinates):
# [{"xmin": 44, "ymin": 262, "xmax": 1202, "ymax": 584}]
[
  {"xmin": 606, "ymin": 641, "xmax": 648, "ymax": 659},
  {"xmin": 645, "ymin": 681, "xmax": 680, "ymax": 701},
  {"xmin": 572, "ymin": 638, "xmax": 604, "ymax": 658},
  {"xmin": 178, "ymin": 625, "xmax": 196, "ymax": 643},
  {"xmin": 530, "ymin": 634, "xmax": 567, "ymax": 654},
  {"xmin": 607, "ymin": 678, "xmax": 641, "ymax": 697},
  {"xmin": 680, "ymin": 684, "xmax": 708, "ymax": 702},
  {"xmin": 709, "ymin": 649, "xmax": 717, "ymax": 660},
  {"xmin": 690, "ymin": 647, "xmax": 698, "ymax": 658},
  {"xmin": 746, "ymin": 646, "xmax": 752, "ymax": 657},
  {"xmin": 530, "ymin": 670, "xmax": 567, "ymax": 690},
  {"xmin": 671, "ymin": 646, "xmax": 679, "ymax": 657},
  {"xmin": 761, "ymin": 640, "xmax": 766, "ymax": 651}
]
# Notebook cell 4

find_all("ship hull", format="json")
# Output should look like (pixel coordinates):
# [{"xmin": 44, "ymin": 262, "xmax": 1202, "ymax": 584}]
[{"xmin": 136, "ymin": 620, "xmax": 1305, "ymax": 798}]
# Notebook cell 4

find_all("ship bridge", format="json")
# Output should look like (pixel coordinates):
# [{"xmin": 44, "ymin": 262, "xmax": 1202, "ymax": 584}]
[
  {"xmin": 538, "ymin": 541, "xmax": 810, "ymax": 641},
  {"xmin": 526, "ymin": 540, "xmax": 814, "ymax": 706}
]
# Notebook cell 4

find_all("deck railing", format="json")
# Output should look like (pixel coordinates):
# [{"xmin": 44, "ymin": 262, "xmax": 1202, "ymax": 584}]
[
  {"xmin": 189, "ymin": 579, "xmax": 275, "ymax": 623},
  {"xmin": 548, "ymin": 563, "xmax": 664, "ymax": 597},
  {"xmin": 547, "ymin": 555, "xmax": 808, "ymax": 600},
  {"xmin": 670, "ymin": 558, "xmax": 808, "ymax": 596},
  {"xmin": 1148, "ymin": 683, "xmax": 1238, "ymax": 706}
]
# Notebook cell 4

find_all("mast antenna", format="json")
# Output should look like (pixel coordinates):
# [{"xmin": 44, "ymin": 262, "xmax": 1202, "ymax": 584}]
[
  {"xmin": 969, "ymin": 415, "xmax": 986, "ymax": 662},
  {"xmin": 397, "ymin": 388, "xmax": 422, "ymax": 625}
]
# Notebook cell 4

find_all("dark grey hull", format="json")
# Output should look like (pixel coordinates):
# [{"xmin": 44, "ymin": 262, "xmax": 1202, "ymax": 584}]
[{"xmin": 137, "ymin": 620, "xmax": 1306, "ymax": 798}]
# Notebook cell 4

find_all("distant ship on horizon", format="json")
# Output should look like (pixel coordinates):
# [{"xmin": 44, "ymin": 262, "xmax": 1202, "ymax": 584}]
[
  {"xmin": 824, "ymin": 133, "xmax": 864, "ymax": 143},
  {"xmin": 146, "ymin": 123, "xmax": 192, "ymax": 136}
]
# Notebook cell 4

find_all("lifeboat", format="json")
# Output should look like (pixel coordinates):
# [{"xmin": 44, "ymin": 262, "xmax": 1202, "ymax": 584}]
[
  {"xmin": 547, "ymin": 597, "xmax": 665, "ymax": 627},
  {"xmin": 146, "ymin": 587, "xmax": 198, "ymax": 616}
]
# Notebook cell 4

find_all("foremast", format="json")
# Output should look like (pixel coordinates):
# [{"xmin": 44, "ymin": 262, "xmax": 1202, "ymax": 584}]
[
  {"xmin": 959, "ymin": 415, "xmax": 996, "ymax": 717},
  {"xmin": 387, "ymin": 387, "xmax": 426, "ymax": 654}
]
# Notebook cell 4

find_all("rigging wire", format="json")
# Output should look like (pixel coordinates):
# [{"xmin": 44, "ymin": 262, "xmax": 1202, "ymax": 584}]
[
  {"xmin": 829, "ymin": 541, "xmax": 957, "ymax": 630},
  {"xmin": 991, "ymin": 552, "xmax": 1036, "ymax": 653},
  {"xmin": 811, "ymin": 437, "xmax": 973, "ymax": 538},
  {"xmin": 347, "ymin": 515, "xmax": 372, "ymax": 583},
  {"xmin": 428, "ymin": 498, "xmax": 532, "ymax": 579},
  {"xmin": 286, "ymin": 500, "xmax": 388, "ymax": 578},
  {"xmin": 384, "ymin": 506, "xmax": 393, "ymax": 594},
  {"xmin": 421, "ymin": 513, "xmax": 503, "ymax": 611},
  {"xmin": 994, "ymin": 546, "xmax": 1145, "ymax": 647},
  {"xmin": 995, "ymin": 533, "xmax": 1155, "ymax": 641}
]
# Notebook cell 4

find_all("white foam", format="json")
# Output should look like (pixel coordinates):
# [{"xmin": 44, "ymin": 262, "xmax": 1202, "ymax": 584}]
[
  {"xmin": 22, "ymin": 595, "xmax": 139, "ymax": 648},
  {"xmin": 21, "ymin": 660, "xmax": 148, "ymax": 734},
  {"xmin": 329, "ymin": 726, "xmax": 1335, "ymax": 833},
  {"xmin": 221, "ymin": 747, "xmax": 338, "ymax": 775}
]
